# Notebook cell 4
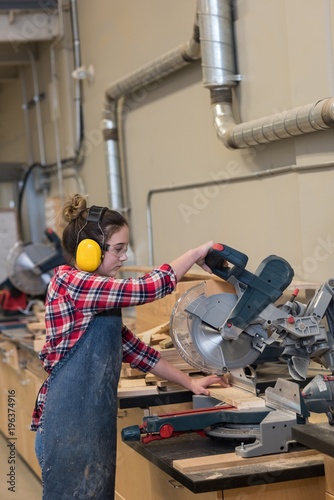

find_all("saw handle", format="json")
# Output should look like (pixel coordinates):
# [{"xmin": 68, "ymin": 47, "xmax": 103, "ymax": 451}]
[{"xmin": 205, "ymin": 243, "xmax": 249, "ymax": 281}]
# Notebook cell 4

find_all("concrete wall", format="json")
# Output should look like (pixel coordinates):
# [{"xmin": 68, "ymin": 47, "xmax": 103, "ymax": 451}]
[{"xmin": 1, "ymin": 0, "xmax": 334, "ymax": 284}]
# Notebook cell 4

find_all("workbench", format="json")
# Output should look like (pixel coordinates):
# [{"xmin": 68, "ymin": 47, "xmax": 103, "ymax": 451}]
[
  {"xmin": 0, "ymin": 318, "xmax": 329, "ymax": 498},
  {"xmin": 125, "ymin": 432, "xmax": 324, "ymax": 497},
  {"xmin": 0, "ymin": 317, "xmax": 46, "ymax": 479},
  {"xmin": 116, "ymin": 362, "xmax": 328, "ymax": 500},
  {"xmin": 292, "ymin": 422, "xmax": 334, "ymax": 498}
]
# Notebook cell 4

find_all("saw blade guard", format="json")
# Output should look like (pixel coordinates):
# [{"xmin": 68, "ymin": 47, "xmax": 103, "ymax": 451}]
[
  {"xmin": 170, "ymin": 283, "xmax": 216, "ymax": 373},
  {"xmin": 170, "ymin": 283, "xmax": 265, "ymax": 375}
]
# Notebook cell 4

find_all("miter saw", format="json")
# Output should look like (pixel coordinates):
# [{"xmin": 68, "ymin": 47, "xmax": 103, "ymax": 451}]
[
  {"xmin": 170, "ymin": 243, "xmax": 334, "ymax": 382},
  {"xmin": 0, "ymin": 228, "xmax": 65, "ymax": 314},
  {"xmin": 122, "ymin": 243, "xmax": 334, "ymax": 457}
]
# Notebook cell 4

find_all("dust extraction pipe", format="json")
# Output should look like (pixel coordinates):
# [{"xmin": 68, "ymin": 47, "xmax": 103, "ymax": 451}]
[
  {"xmin": 103, "ymin": 17, "xmax": 201, "ymax": 213},
  {"xmin": 215, "ymin": 97, "xmax": 334, "ymax": 149}
]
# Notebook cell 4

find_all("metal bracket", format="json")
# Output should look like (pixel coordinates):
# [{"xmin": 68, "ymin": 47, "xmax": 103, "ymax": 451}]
[
  {"xmin": 235, "ymin": 410, "xmax": 296, "ymax": 458},
  {"xmin": 229, "ymin": 366, "xmax": 258, "ymax": 395},
  {"xmin": 235, "ymin": 378, "xmax": 309, "ymax": 457}
]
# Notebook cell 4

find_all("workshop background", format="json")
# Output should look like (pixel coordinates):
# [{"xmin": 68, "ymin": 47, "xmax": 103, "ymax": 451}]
[
  {"xmin": 1, "ymin": 0, "xmax": 334, "ymax": 283},
  {"xmin": 0, "ymin": 0, "xmax": 334, "ymax": 500}
]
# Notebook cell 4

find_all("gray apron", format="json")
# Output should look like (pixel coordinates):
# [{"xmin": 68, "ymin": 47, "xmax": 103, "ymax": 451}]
[{"xmin": 41, "ymin": 309, "xmax": 123, "ymax": 499}]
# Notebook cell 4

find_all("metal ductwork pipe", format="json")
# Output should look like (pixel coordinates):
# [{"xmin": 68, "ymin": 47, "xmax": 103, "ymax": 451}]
[
  {"xmin": 103, "ymin": 106, "xmax": 124, "ymax": 212},
  {"xmin": 197, "ymin": 0, "xmax": 237, "ymax": 89},
  {"xmin": 217, "ymin": 97, "xmax": 334, "ymax": 149},
  {"xmin": 103, "ymin": 17, "xmax": 201, "ymax": 213},
  {"xmin": 197, "ymin": 0, "xmax": 239, "ymax": 148},
  {"xmin": 199, "ymin": 0, "xmax": 334, "ymax": 149}
]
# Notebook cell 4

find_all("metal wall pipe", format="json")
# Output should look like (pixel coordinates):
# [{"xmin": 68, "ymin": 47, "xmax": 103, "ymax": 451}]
[
  {"xmin": 103, "ymin": 114, "xmax": 124, "ymax": 212},
  {"xmin": 19, "ymin": 67, "xmax": 33, "ymax": 165},
  {"xmin": 27, "ymin": 46, "xmax": 46, "ymax": 166},
  {"xmin": 103, "ymin": 16, "xmax": 201, "ymax": 213},
  {"xmin": 147, "ymin": 159, "xmax": 334, "ymax": 263},
  {"xmin": 70, "ymin": 0, "xmax": 84, "ymax": 156},
  {"xmin": 50, "ymin": 0, "xmax": 66, "ymax": 204}
]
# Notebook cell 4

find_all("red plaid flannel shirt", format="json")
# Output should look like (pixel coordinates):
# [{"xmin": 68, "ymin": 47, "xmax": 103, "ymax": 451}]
[{"xmin": 31, "ymin": 264, "xmax": 176, "ymax": 430}]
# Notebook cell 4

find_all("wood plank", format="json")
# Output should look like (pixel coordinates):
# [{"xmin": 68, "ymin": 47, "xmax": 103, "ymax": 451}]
[
  {"xmin": 173, "ymin": 449, "xmax": 322, "ymax": 474},
  {"xmin": 209, "ymin": 386, "xmax": 266, "ymax": 409},
  {"xmin": 117, "ymin": 385, "xmax": 159, "ymax": 397},
  {"xmin": 26, "ymin": 321, "xmax": 45, "ymax": 332},
  {"xmin": 118, "ymin": 378, "xmax": 147, "ymax": 388}
]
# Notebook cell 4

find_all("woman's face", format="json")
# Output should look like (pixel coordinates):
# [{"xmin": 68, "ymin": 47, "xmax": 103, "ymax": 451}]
[{"xmin": 97, "ymin": 225, "xmax": 130, "ymax": 277}]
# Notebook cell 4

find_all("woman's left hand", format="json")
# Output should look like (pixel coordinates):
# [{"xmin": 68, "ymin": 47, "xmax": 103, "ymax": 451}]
[{"xmin": 189, "ymin": 373, "xmax": 230, "ymax": 396}]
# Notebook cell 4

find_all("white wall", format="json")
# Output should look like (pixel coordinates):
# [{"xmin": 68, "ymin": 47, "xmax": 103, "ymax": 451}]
[{"xmin": 1, "ymin": 0, "xmax": 334, "ymax": 284}]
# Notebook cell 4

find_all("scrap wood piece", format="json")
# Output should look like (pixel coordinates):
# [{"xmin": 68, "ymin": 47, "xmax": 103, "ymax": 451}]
[
  {"xmin": 151, "ymin": 333, "xmax": 169, "ymax": 345},
  {"xmin": 118, "ymin": 378, "xmax": 147, "ymax": 388},
  {"xmin": 173, "ymin": 449, "xmax": 322, "ymax": 474},
  {"xmin": 29, "ymin": 336, "xmax": 46, "ymax": 352},
  {"xmin": 159, "ymin": 335, "xmax": 173, "ymax": 349},
  {"xmin": 137, "ymin": 321, "xmax": 170, "ymax": 344},
  {"xmin": 34, "ymin": 311, "xmax": 46, "ymax": 321},
  {"xmin": 120, "ymin": 364, "xmax": 144, "ymax": 379},
  {"xmin": 26, "ymin": 321, "xmax": 46, "ymax": 332}
]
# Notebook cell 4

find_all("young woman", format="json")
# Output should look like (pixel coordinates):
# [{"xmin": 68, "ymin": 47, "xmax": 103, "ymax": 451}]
[{"xmin": 32, "ymin": 193, "xmax": 229, "ymax": 499}]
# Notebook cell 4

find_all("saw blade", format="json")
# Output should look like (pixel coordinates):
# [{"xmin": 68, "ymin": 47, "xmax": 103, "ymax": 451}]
[
  {"xmin": 190, "ymin": 315, "xmax": 262, "ymax": 372},
  {"xmin": 6, "ymin": 242, "xmax": 53, "ymax": 295},
  {"xmin": 170, "ymin": 283, "xmax": 262, "ymax": 375}
]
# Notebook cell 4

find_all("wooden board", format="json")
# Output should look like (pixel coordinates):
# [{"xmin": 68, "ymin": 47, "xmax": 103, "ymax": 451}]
[
  {"xmin": 173, "ymin": 449, "xmax": 322, "ymax": 474},
  {"xmin": 137, "ymin": 321, "xmax": 170, "ymax": 344},
  {"xmin": 117, "ymin": 385, "xmax": 159, "ymax": 397},
  {"xmin": 209, "ymin": 386, "xmax": 266, "ymax": 409},
  {"xmin": 26, "ymin": 321, "xmax": 45, "ymax": 332}
]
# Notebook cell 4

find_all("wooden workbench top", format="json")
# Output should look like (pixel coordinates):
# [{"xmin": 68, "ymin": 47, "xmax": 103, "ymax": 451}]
[{"xmin": 125, "ymin": 432, "xmax": 324, "ymax": 494}]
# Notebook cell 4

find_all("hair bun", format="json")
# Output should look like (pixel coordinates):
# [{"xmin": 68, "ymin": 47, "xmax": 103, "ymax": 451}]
[{"xmin": 63, "ymin": 194, "xmax": 88, "ymax": 223}]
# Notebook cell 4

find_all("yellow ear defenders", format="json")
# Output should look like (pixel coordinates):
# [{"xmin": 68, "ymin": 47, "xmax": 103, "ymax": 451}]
[{"xmin": 76, "ymin": 205, "xmax": 108, "ymax": 272}]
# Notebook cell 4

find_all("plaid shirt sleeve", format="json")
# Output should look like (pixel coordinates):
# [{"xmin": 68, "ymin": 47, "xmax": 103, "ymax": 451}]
[
  {"xmin": 122, "ymin": 324, "xmax": 161, "ymax": 372},
  {"xmin": 52, "ymin": 263, "xmax": 177, "ymax": 313}
]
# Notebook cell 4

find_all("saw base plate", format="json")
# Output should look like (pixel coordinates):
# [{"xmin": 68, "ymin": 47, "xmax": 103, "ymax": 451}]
[{"xmin": 205, "ymin": 423, "xmax": 260, "ymax": 441}]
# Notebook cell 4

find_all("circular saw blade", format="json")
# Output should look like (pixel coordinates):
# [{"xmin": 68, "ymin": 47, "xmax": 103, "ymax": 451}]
[
  {"xmin": 6, "ymin": 241, "xmax": 53, "ymax": 295},
  {"xmin": 170, "ymin": 283, "xmax": 262, "ymax": 375}
]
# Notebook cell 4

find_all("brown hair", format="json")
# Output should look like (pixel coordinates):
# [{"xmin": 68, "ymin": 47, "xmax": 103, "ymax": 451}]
[{"xmin": 61, "ymin": 194, "xmax": 128, "ymax": 265}]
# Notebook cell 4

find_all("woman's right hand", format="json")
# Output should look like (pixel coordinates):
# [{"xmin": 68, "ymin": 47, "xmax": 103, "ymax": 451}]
[
  {"xmin": 169, "ymin": 241, "xmax": 215, "ymax": 281},
  {"xmin": 194, "ymin": 241, "xmax": 215, "ymax": 273}
]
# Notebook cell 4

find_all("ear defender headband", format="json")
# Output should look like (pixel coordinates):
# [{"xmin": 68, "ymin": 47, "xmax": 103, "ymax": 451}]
[{"xmin": 76, "ymin": 205, "xmax": 108, "ymax": 272}]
